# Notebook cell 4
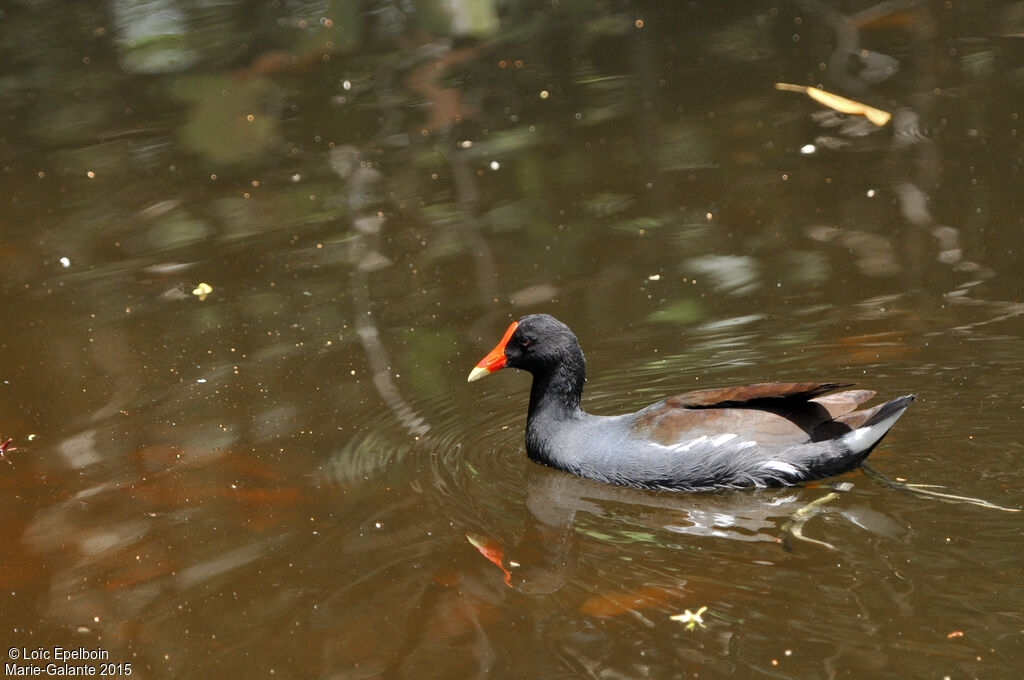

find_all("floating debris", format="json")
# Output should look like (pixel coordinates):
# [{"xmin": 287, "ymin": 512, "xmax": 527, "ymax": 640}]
[
  {"xmin": 775, "ymin": 82, "xmax": 892, "ymax": 127},
  {"xmin": 670, "ymin": 606, "xmax": 708, "ymax": 630},
  {"xmin": 192, "ymin": 282, "xmax": 213, "ymax": 301}
]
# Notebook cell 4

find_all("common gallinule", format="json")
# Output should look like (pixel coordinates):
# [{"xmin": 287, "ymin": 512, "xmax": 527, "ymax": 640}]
[{"xmin": 468, "ymin": 314, "xmax": 914, "ymax": 491}]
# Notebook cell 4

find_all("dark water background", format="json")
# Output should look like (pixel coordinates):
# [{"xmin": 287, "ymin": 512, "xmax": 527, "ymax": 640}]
[{"xmin": 2, "ymin": 1, "xmax": 1023, "ymax": 678}]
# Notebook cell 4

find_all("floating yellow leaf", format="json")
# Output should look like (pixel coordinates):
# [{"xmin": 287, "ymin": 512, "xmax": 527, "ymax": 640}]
[
  {"xmin": 192, "ymin": 282, "xmax": 213, "ymax": 301},
  {"xmin": 670, "ymin": 606, "xmax": 709, "ymax": 630},
  {"xmin": 775, "ymin": 82, "xmax": 891, "ymax": 127}
]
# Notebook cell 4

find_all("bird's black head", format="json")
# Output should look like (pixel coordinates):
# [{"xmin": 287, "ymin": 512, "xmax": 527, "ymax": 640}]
[
  {"xmin": 504, "ymin": 314, "xmax": 581, "ymax": 373},
  {"xmin": 467, "ymin": 313, "xmax": 585, "ymax": 381}
]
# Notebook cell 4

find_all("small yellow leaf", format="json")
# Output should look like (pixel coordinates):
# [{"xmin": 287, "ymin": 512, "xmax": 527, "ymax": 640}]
[
  {"xmin": 670, "ymin": 606, "xmax": 709, "ymax": 630},
  {"xmin": 192, "ymin": 282, "xmax": 213, "ymax": 301},
  {"xmin": 775, "ymin": 82, "xmax": 891, "ymax": 127}
]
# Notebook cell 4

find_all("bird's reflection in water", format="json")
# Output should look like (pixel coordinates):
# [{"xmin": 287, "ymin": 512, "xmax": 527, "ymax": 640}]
[{"xmin": 508, "ymin": 465, "xmax": 809, "ymax": 594}]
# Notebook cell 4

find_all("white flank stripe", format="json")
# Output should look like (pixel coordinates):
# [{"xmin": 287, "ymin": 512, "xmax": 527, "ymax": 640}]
[
  {"xmin": 762, "ymin": 460, "xmax": 800, "ymax": 475},
  {"xmin": 669, "ymin": 435, "xmax": 707, "ymax": 452}
]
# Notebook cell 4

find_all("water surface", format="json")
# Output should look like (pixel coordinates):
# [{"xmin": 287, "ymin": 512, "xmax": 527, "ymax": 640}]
[{"xmin": 2, "ymin": 2, "xmax": 1023, "ymax": 678}]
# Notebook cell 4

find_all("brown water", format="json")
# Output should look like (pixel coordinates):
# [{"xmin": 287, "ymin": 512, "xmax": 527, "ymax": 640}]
[{"xmin": 2, "ymin": 2, "xmax": 1023, "ymax": 678}]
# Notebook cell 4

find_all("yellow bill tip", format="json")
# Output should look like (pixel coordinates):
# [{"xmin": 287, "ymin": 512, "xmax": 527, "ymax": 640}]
[{"xmin": 467, "ymin": 366, "xmax": 491, "ymax": 383}]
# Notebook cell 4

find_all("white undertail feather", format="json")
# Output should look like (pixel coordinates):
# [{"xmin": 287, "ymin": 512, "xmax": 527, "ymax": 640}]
[{"xmin": 841, "ymin": 404, "xmax": 909, "ymax": 454}]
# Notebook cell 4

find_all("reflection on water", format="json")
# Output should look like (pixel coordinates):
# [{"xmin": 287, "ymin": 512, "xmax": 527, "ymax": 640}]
[{"xmin": 2, "ymin": 1, "xmax": 1023, "ymax": 678}]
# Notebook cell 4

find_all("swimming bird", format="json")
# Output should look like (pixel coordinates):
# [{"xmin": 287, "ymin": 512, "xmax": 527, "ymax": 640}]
[{"xmin": 468, "ymin": 314, "xmax": 913, "ymax": 491}]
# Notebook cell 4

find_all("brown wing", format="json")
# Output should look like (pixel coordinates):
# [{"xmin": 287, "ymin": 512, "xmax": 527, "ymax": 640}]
[
  {"xmin": 631, "ymin": 382, "xmax": 874, "ymax": 449},
  {"xmin": 809, "ymin": 389, "xmax": 876, "ymax": 418},
  {"xmin": 665, "ymin": 382, "xmax": 853, "ymax": 408}
]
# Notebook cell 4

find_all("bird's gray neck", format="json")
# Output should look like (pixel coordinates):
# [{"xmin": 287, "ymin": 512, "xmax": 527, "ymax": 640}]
[
  {"xmin": 526, "ymin": 353, "xmax": 585, "ymax": 419},
  {"xmin": 524, "ymin": 354, "xmax": 586, "ymax": 465}
]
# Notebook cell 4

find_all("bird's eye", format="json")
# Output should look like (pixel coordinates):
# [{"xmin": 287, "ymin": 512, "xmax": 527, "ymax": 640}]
[{"xmin": 521, "ymin": 337, "xmax": 531, "ymax": 347}]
